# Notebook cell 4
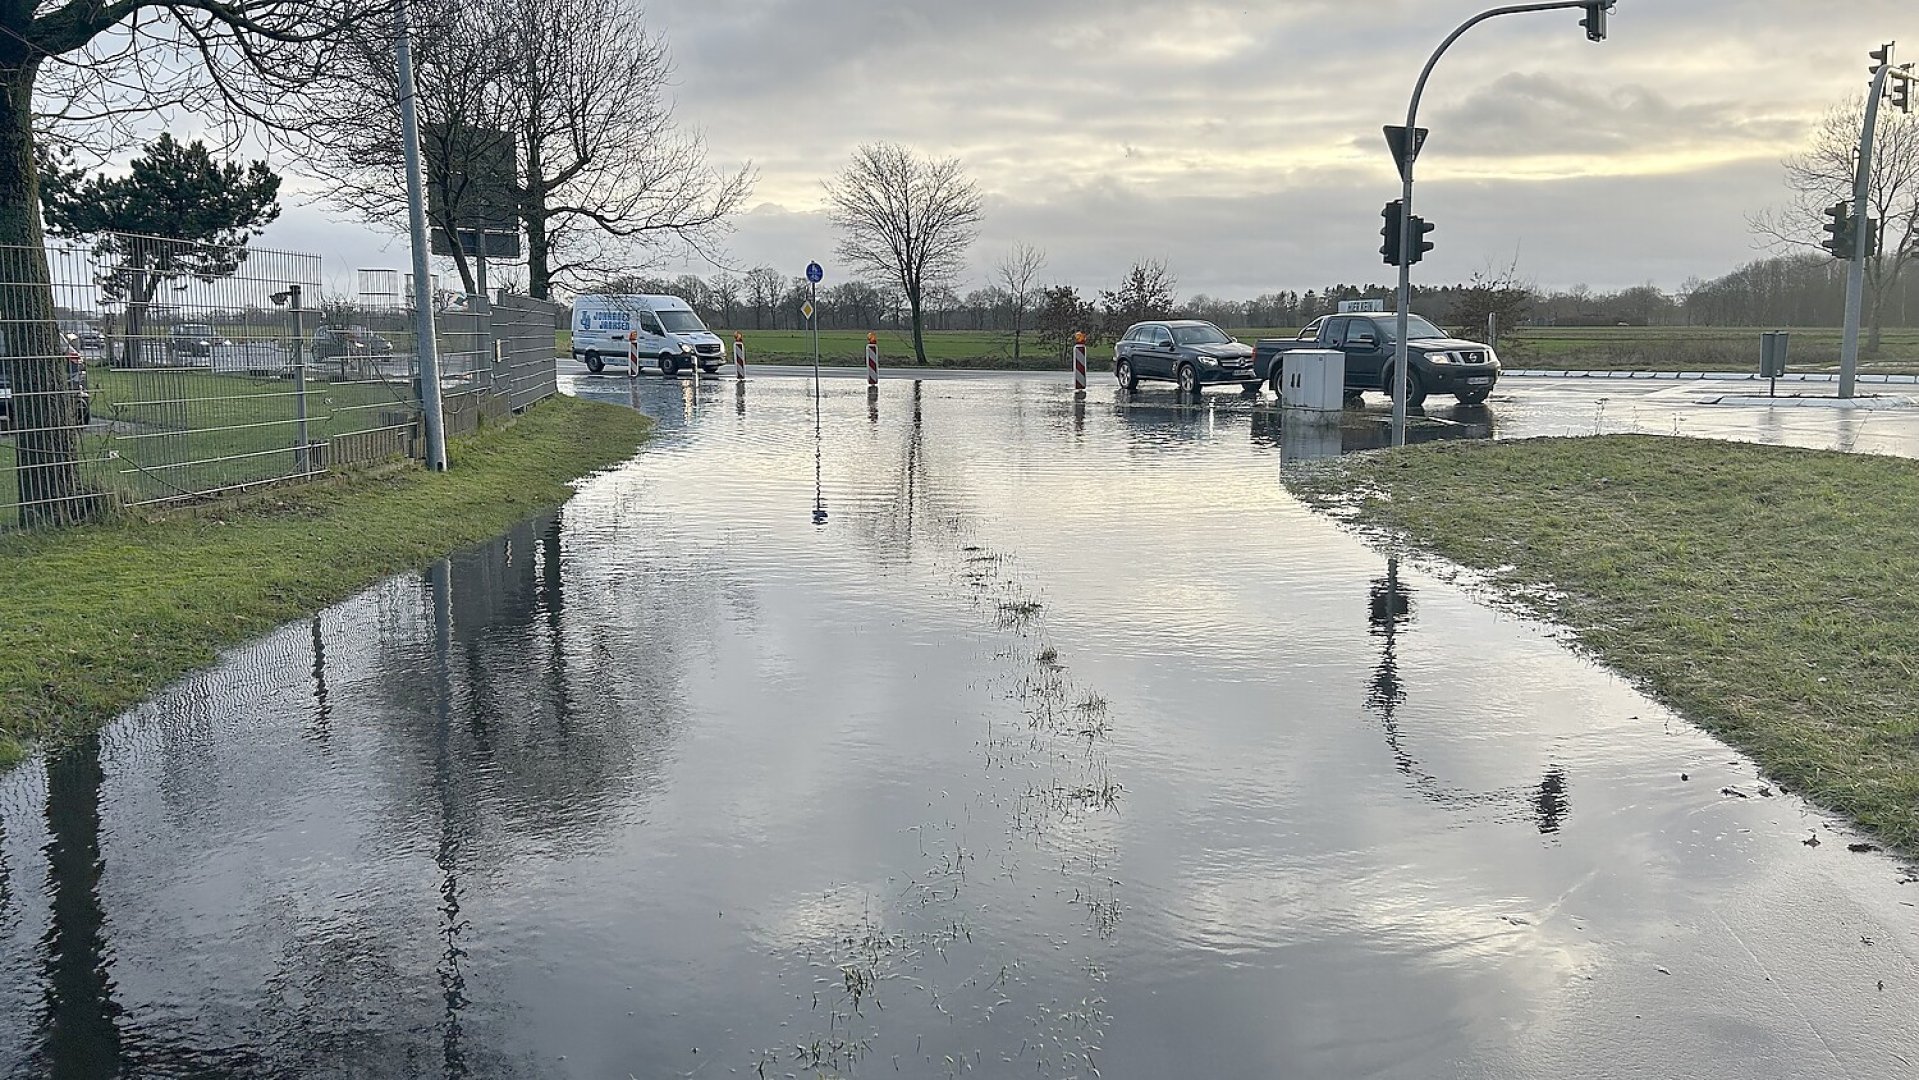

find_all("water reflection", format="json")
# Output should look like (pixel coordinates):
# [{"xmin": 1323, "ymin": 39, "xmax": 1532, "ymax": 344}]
[
  {"xmin": 39, "ymin": 735, "xmax": 119, "ymax": 1078},
  {"xmin": 1364, "ymin": 557, "xmax": 1570, "ymax": 834},
  {"xmin": 1250, "ymin": 406, "xmax": 1497, "ymax": 459}
]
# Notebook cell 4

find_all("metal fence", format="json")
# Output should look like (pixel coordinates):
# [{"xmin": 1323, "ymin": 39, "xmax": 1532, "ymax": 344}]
[{"xmin": 0, "ymin": 233, "xmax": 560, "ymax": 531}]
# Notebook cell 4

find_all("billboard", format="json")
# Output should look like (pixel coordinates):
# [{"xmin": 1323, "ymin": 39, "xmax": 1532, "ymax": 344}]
[{"xmin": 424, "ymin": 123, "xmax": 522, "ymax": 258}]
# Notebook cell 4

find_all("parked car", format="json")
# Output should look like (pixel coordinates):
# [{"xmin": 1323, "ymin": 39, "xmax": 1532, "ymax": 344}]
[
  {"xmin": 59, "ymin": 320, "xmax": 104, "ymax": 350},
  {"xmin": 312, "ymin": 325, "xmax": 395, "ymax": 362},
  {"xmin": 1113, "ymin": 320, "xmax": 1258, "ymax": 394},
  {"xmin": 168, "ymin": 323, "xmax": 230, "ymax": 358},
  {"xmin": 1252, "ymin": 312, "xmax": 1499, "ymax": 406},
  {"xmin": 0, "ymin": 347, "xmax": 91, "ymax": 426}
]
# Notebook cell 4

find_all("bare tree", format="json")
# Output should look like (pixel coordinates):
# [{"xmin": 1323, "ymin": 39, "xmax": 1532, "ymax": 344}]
[
  {"xmin": 824, "ymin": 143, "xmax": 984, "ymax": 364},
  {"xmin": 995, "ymin": 243, "xmax": 1046, "ymax": 361},
  {"xmin": 0, "ymin": 0, "xmax": 370, "ymax": 525},
  {"xmin": 744, "ymin": 266, "xmax": 782, "ymax": 330},
  {"xmin": 1752, "ymin": 97, "xmax": 1919, "ymax": 354},
  {"xmin": 707, "ymin": 272, "xmax": 742, "ymax": 329},
  {"xmin": 1099, "ymin": 260, "xmax": 1178, "ymax": 338},
  {"xmin": 300, "ymin": 0, "xmax": 753, "ymax": 300}
]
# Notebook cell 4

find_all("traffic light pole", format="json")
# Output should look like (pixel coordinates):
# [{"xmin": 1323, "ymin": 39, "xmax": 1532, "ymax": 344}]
[
  {"xmin": 1839, "ymin": 59, "xmax": 1894, "ymax": 400},
  {"xmin": 1391, "ymin": 1, "xmax": 1603, "ymax": 447}
]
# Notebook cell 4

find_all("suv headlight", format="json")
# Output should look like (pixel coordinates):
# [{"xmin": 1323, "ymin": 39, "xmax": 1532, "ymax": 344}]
[
  {"xmin": 1429, "ymin": 351, "xmax": 1453, "ymax": 364},
  {"xmin": 1198, "ymin": 356, "xmax": 1219, "ymax": 367}
]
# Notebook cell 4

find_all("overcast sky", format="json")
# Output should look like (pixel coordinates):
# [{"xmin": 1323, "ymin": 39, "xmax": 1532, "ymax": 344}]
[{"xmin": 261, "ymin": 0, "xmax": 1915, "ymax": 300}]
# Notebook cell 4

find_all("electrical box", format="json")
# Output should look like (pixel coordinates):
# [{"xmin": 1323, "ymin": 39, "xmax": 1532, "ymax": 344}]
[
  {"xmin": 1279, "ymin": 350, "xmax": 1346, "ymax": 413},
  {"xmin": 1759, "ymin": 331, "xmax": 1790, "ymax": 379}
]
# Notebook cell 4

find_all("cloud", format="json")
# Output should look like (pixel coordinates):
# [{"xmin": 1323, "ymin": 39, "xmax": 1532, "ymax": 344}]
[{"xmin": 255, "ymin": 0, "xmax": 1918, "ymax": 296}]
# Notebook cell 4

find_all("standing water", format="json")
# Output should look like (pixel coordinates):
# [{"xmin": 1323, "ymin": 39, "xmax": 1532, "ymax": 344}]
[{"xmin": 0, "ymin": 374, "xmax": 1913, "ymax": 1078}]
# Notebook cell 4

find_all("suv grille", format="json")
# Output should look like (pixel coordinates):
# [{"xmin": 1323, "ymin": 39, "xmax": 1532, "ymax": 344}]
[{"xmin": 1457, "ymin": 350, "xmax": 1489, "ymax": 364}]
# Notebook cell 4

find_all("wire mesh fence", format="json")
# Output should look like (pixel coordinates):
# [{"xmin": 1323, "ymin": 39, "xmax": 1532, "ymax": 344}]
[{"xmin": 0, "ymin": 233, "xmax": 559, "ymax": 531}]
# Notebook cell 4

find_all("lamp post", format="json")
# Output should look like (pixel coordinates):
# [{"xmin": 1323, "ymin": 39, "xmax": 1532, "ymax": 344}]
[{"xmin": 1388, "ymin": 1, "xmax": 1616, "ymax": 447}]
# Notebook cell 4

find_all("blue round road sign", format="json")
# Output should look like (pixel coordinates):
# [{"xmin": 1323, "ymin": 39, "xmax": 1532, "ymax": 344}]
[{"xmin": 806, "ymin": 261, "xmax": 823, "ymax": 284}]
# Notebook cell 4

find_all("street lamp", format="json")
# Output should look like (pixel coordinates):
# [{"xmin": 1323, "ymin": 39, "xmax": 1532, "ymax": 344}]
[{"xmin": 1386, "ymin": 1, "xmax": 1617, "ymax": 447}]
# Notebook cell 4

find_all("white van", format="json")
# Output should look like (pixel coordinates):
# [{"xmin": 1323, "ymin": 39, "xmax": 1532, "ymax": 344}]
[{"xmin": 569, "ymin": 294, "xmax": 725, "ymax": 376}]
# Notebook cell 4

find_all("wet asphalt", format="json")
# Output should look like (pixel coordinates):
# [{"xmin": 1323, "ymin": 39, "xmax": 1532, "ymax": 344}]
[{"xmin": 1, "ymin": 371, "xmax": 1915, "ymax": 1078}]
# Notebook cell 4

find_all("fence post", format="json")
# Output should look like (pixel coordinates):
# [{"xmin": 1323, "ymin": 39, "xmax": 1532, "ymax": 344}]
[
  {"xmin": 734, "ymin": 331, "xmax": 746, "ymax": 381},
  {"xmin": 1073, "ymin": 332, "xmax": 1087, "ymax": 391},
  {"xmin": 289, "ymin": 284, "xmax": 310, "ymax": 474},
  {"xmin": 866, "ymin": 332, "xmax": 879, "ymax": 387}
]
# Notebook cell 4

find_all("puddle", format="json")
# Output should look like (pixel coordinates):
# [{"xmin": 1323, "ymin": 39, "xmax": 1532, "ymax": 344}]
[{"xmin": 0, "ymin": 374, "xmax": 1914, "ymax": 1078}]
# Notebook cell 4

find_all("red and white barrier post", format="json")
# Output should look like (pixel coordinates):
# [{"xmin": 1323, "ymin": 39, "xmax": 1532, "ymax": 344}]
[
  {"xmin": 626, "ymin": 329, "xmax": 640, "ymax": 378},
  {"xmin": 866, "ymin": 332, "xmax": 879, "ymax": 387},
  {"xmin": 1072, "ymin": 331, "xmax": 1087, "ymax": 391},
  {"xmin": 733, "ymin": 331, "xmax": 746, "ymax": 381}
]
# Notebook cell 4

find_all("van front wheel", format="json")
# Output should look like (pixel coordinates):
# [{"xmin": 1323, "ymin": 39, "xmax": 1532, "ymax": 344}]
[
  {"xmin": 659, "ymin": 353, "xmax": 678, "ymax": 377},
  {"xmin": 584, "ymin": 352, "xmax": 605, "ymax": 375}
]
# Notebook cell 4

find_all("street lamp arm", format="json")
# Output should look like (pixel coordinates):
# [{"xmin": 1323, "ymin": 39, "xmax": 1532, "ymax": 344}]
[{"xmin": 1407, "ymin": 1, "xmax": 1598, "ymax": 130}]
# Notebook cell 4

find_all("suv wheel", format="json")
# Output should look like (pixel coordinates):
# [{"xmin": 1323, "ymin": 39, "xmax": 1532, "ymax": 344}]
[
  {"xmin": 1116, "ymin": 358, "xmax": 1138, "ymax": 391},
  {"xmin": 1177, "ymin": 363, "xmax": 1200, "ymax": 396},
  {"xmin": 1386, "ymin": 366, "xmax": 1428, "ymax": 408}
]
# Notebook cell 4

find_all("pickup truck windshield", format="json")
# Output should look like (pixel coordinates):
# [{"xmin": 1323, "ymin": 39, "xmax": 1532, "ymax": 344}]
[
  {"xmin": 1171, "ymin": 324, "xmax": 1231, "ymax": 345},
  {"xmin": 1379, "ymin": 316, "xmax": 1445, "ymax": 342},
  {"xmin": 658, "ymin": 310, "xmax": 707, "ymax": 333}
]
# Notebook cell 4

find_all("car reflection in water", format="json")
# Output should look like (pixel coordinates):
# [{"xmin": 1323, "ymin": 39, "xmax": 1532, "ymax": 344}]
[{"xmin": 1251, "ymin": 400, "xmax": 1498, "ymax": 460}]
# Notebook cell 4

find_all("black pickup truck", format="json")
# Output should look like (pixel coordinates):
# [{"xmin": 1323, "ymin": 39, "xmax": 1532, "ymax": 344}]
[{"xmin": 1252, "ymin": 312, "xmax": 1500, "ymax": 406}]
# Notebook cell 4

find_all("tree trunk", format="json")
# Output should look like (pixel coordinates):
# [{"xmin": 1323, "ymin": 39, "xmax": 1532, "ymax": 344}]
[
  {"xmin": 908, "ymin": 285, "xmax": 928, "ymax": 365},
  {"xmin": 0, "ymin": 60, "xmax": 91, "ymax": 526}
]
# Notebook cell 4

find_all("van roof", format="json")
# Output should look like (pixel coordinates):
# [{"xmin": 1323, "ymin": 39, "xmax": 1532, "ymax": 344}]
[{"xmin": 571, "ymin": 293, "xmax": 692, "ymax": 310}]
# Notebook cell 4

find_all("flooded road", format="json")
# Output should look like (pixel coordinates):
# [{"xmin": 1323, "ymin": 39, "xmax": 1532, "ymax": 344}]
[{"xmin": 2, "ymin": 374, "xmax": 1916, "ymax": 1078}]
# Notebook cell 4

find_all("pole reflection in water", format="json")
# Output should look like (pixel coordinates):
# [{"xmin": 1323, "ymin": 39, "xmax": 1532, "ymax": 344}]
[
  {"xmin": 813, "ymin": 384, "xmax": 828, "ymax": 526},
  {"xmin": 1366, "ymin": 556, "xmax": 1571, "ymax": 830},
  {"xmin": 307, "ymin": 616, "xmax": 332, "ymax": 744},
  {"xmin": 735, "ymin": 379, "xmax": 746, "ymax": 418},
  {"xmin": 868, "ymin": 385, "xmax": 879, "ymax": 424},
  {"xmin": 427, "ymin": 559, "xmax": 471, "ymax": 1078},
  {"xmin": 39, "ymin": 735, "xmax": 121, "ymax": 1078}
]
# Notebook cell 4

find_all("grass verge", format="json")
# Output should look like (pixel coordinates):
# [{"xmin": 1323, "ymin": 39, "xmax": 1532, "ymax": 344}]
[
  {"xmin": 1284, "ymin": 434, "xmax": 1919, "ymax": 852},
  {"xmin": 0, "ymin": 394, "xmax": 651, "ymax": 770}
]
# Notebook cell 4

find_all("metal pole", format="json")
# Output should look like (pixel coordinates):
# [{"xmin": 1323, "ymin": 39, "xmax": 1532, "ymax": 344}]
[
  {"xmin": 395, "ymin": 0, "xmax": 448, "ymax": 471},
  {"xmin": 1840, "ymin": 60, "xmax": 1893, "ymax": 400},
  {"xmin": 1392, "ymin": 0, "xmax": 1599, "ymax": 447},
  {"xmin": 811, "ymin": 280, "xmax": 820, "ymax": 408},
  {"xmin": 290, "ymin": 284, "xmax": 309, "ymax": 474}
]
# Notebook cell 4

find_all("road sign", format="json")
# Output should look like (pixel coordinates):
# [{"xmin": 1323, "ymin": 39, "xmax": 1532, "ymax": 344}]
[
  {"xmin": 801, "ymin": 300, "xmax": 815, "ymax": 320},
  {"xmin": 1338, "ymin": 299, "xmax": 1386, "ymax": 314},
  {"xmin": 806, "ymin": 261, "xmax": 823, "ymax": 284},
  {"xmin": 1383, "ymin": 125, "xmax": 1429, "ymax": 181}
]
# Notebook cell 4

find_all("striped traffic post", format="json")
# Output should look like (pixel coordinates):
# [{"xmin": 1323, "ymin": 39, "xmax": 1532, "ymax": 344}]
[
  {"xmin": 626, "ymin": 329, "xmax": 639, "ymax": 378},
  {"xmin": 1073, "ymin": 331, "xmax": 1087, "ymax": 391},
  {"xmin": 733, "ymin": 331, "xmax": 746, "ymax": 381},
  {"xmin": 866, "ymin": 332, "xmax": 879, "ymax": 387}
]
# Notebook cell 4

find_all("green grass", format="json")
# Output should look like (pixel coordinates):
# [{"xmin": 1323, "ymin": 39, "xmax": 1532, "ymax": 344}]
[
  {"xmin": 1285, "ymin": 434, "xmax": 1919, "ymax": 852},
  {"xmin": 0, "ymin": 394, "xmax": 652, "ymax": 770}
]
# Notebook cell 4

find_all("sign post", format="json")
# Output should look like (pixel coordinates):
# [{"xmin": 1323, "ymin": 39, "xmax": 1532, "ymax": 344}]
[{"xmin": 806, "ymin": 261, "xmax": 824, "ymax": 405}]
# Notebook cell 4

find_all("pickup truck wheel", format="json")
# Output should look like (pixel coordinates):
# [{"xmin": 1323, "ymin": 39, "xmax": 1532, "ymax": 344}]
[
  {"xmin": 1270, "ymin": 367, "xmax": 1284, "ymax": 395},
  {"xmin": 1115, "ymin": 358, "xmax": 1138, "ymax": 391},
  {"xmin": 1455, "ymin": 390, "xmax": 1490, "ymax": 405},
  {"xmin": 658, "ymin": 353, "xmax": 678, "ymax": 377},
  {"xmin": 1177, "ymin": 363, "xmax": 1200, "ymax": 396},
  {"xmin": 1387, "ymin": 366, "xmax": 1429, "ymax": 408},
  {"xmin": 584, "ymin": 352, "xmax": 605, "ymax": 374}
]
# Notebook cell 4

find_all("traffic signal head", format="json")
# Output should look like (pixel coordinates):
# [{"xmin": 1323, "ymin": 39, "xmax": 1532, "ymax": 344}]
[
  {"xmin": 1381, "ymin": 199, "xmax": 1404, "ymax": 266},
  {"xmin": 1821, "ymin": 202, "xmax": 1853, "ymax": 258},
  {"xmin": 1870, "ymin": 42, "xmax": 1894, "ymax": 74},
  {"xmin": 1409, "ymin": 216, "xmax": 1436, "ymax": 265},
  {"xmin": 1580, "ymin": 1, "xmax": 1612, "ymax": 42},
  {"xmin": 1892, "ymin": 68, "xmax": 1913, "ymax": 113}
]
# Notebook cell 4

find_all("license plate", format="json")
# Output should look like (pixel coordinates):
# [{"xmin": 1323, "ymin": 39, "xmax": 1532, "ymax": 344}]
[{"xmin": 1467, "ymin": 377, "xmax": 1492, "ymax": 386}]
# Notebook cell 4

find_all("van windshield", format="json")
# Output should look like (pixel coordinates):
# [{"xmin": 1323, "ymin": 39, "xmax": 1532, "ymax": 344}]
[{"xmin": 658, "ymin": 310, "xmax": 707, "ymax": 333}]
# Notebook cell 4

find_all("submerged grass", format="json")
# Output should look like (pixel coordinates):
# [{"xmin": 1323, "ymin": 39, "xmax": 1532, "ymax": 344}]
[
  {"xmin": 1285, "ymin": 434, "xmax": 1919, "ymax": 852},
  {"xmin": 0, "ymin": 394, "xmax": 652, "ymax": 769}
]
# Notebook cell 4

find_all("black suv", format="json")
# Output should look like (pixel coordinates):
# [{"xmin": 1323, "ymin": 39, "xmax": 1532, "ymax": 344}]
[
  {"xmin": 1253, "ymin": 313, "xmax": 1499, "ymax": 406},
  {"xmin": 1114, "ymin": 320, "xmax": 1258, "ymax": 394}
]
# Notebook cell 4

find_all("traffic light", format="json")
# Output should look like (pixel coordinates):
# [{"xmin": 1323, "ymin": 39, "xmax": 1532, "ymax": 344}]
[
  {"xmin": 1870, "ymin": 43, "xmax": 1894, "ymax": 75},
  {"xmin": 1892, "ymin": 67, "xmax": 1913, "ymax": 114},
  {"xmin": 1822, "ymin": 202, "xmax": 1852, "ymax": 258},
  {"xmin": 1381, "ymin": 200, "xmax": 1404, "ymax": 265},
  {"xmin": 1865, "ymin": 218, "xmax": 1882, "ymax": 257},
  {"xmin": 1409, "ymin": 215, "xmax": 1435, "ymax": 264},
  {"xmin": 1579, "ymin": 2, "xmax": 1610, "ymax": 43}
]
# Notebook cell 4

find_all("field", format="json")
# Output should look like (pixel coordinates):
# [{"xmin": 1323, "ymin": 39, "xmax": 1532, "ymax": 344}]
[{"xmin": 561, "ymin": 325, "xmax": 1919, "ymax": 375}]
